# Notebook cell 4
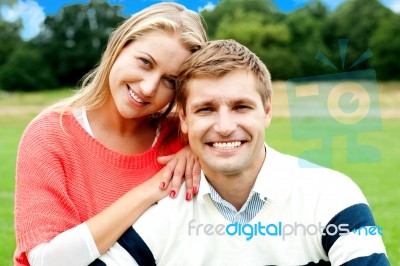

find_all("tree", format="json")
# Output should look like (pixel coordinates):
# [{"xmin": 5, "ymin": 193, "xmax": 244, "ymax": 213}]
[
  {"xmin": 322, "ymin": 0, "xmax": 392, "ymax": 71},
  {"xmin": 285, "ymin": 0, "xmax": 330, "ymax": 77},
  {"xmin": 31, "ymin": 0, "xmax": 125, "ymax": 88},
  {"xmin": 0, "ymin": 44, "xmax": 57, "ymax": 91},
  {"xmin": 0, "ymin": 19, "xmax": 22, "ymax": 67},
  {"xmin": 202, "ymin": 0, "xmax": 296, "ymax": 79},
  {"xmin": 369, "ymin": 14, "xmax": 400, "ymax": 80},
  {"xmin": 201, "ymin": 0, "xmax": 279, "ymax": 39},
  {"xmin": 0, "ymin": 0, "xmax": 23, "ymax": 67}
]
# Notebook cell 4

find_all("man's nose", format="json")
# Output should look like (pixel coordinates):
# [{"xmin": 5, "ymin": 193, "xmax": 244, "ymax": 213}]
[{"xmin": 213, "ymin": 110, "xmax": 237, "ymax": 136}]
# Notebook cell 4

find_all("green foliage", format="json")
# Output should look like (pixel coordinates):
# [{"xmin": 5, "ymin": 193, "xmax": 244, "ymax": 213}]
[
  {"xmin": 322, "ymin": 0, "xmax": 393, "ymax": 70},
  {"xmin": 369, "ymin": 15, "xmax": 400, "ymax": 80},
  {"xmin": 0, "ymin": 44, "xmax": 57, "ymax": 91},
  {"xmin": 0, "ymin": 0, "xmax": 18, "ymax": 5},
  {"xmin": 202, "ymin": 0, "xmax": 400, "ymax": 80},
  {"xmin": 285, "ymin": 0, "xmax": 330, "ymax": 77},
  {"xmin": 0, "ymin": 20, "xmax": 22, "ymax": 66},
  {"xmin": 25, "ymin": 0, "xmax": 125, "ymax": 88},
  {"xmin": 202, "ymin": 0, "xmax": 279, "ymax": 38},
  {"xmin": 1, "ymin": 0, "xmax": 400, "ymax": 92}
]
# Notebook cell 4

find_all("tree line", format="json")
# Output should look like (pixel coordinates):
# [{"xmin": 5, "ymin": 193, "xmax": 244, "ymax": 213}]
[{"xmin": 0, "ymin": 0, "xmax": 399, "ymax": 92}]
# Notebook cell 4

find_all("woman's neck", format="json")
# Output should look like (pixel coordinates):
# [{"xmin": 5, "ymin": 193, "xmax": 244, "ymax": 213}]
[{"xmin": 86, "ymin": 105, "xmax": 157, "ymax": 155}]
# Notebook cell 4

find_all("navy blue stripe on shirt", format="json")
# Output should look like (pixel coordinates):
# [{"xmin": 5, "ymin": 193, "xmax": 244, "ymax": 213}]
[
  {"xmin": 342, "ymin": 253, "xmax": 390, "ymax": 265},
  {"xmin": 117, "ymin": 227, "xmax": 156, "ymax": 266},
  {"xmin": 303, "ymin": 259, "xmax": 331, "ymax": 265},
  {"xmin": 321, "ymin": 203, "xmax": 375, "ymax": 254},
  {"xmin": 89, "ymin": 258, "xmax": 106, "ymax": 266},
  {"xmin": 263, "ymin": 260, "xmax": 330, "ymax": 266}
]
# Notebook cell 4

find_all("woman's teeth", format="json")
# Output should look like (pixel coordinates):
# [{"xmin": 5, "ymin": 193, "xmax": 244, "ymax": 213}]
[
  {"xmin": 129, "ymin": 88, "xmax": 144, "ymax": 103},
  {"xmin": 212, "ymin": 141, "xmax": 241, "ymax": 149}
]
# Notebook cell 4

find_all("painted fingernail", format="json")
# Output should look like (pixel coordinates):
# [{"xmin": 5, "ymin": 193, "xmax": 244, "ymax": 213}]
[
  {"xmin": 186, "ymin": 193, "xmax": 192, "ymax": 201},
  {"xmin": 192, "ymin": 187, "xmax": 198, "ymax": 195},
  {"xmin": 159, "ymin": 182, "xmax": 165, "ymax": 189},
  {"xmin": 169, "ymin": 190, "xmax": 176, "ymax": 198}
]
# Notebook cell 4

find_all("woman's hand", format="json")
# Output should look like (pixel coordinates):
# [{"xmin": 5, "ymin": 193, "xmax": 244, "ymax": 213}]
[{"xmin": 157, "ymin": 145, "xmax": 200, "ymax": 201}]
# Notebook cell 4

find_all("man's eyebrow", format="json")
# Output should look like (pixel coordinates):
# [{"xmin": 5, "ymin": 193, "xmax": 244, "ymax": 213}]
[
  {"xmin": 190, "ymin": 100, "xmax": 215, "ymax": 110},
  {"xmin": 191, "ymin": 100, "xmax": 213, "ymax": 109},
  {"xmin": 233, "ymin": 98, "xmax": 257, "ymax": 105}
]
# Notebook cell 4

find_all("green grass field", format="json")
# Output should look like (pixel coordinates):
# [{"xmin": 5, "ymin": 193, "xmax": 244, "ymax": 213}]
[{"xmin": 0, "ymin": 84, "xmax": 399, "ymax": 265}]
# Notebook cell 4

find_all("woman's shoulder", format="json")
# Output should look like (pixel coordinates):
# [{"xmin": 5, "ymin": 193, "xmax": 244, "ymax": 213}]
[
  {"xmin": 20, "ymin": 111, "xmax": 78, "ymax": 144},
  {"xmin": 27, "ymin": 110, "xmax": 76, "ymax": 130}
]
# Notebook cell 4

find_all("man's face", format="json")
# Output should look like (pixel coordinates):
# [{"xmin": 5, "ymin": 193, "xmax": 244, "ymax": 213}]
[{"xmin": 179, "ymin": 70, "xmax": 271, "ymax": 177}]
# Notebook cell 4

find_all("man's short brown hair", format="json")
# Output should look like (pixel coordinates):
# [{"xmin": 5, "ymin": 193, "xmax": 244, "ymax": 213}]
[{"xmin": 176, "ymin": 39, "xmax": 272, "ymax": 113}]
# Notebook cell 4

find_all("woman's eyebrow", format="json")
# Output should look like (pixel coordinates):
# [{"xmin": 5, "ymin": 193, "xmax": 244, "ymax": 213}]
[{"xmin": 138, "ymin": 51, "xmax": 157, "ymax": 66}]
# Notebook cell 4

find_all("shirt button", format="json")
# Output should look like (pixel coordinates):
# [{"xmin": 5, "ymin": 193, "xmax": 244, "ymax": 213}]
[{"xmin": 235, "ymin": 213, "xmax": 241, "ymax": 222}]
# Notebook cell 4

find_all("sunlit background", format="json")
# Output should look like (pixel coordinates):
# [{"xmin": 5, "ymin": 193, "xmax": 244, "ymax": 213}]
[{"xmin": 0, "ymin": 0, "xmax": 399, "ymax": 265}]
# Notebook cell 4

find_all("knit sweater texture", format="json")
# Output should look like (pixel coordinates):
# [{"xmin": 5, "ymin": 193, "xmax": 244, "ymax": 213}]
[
  {"xmin": 14, "ymin": 111, "xmax": 182, "ymax": 265},
  {"xmin": 96, "ymin": 146, "xmax": 389, "ymax": 265}
]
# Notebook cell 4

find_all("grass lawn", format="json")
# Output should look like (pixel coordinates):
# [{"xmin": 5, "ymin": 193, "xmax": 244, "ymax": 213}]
[{"xmin": 0, "ymin": 83, "xmax": 399, "ymax": 265}]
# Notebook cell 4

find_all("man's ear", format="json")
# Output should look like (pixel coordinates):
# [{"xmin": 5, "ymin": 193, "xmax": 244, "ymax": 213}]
[
  {"xmin": 178, "ymin": 107, "xmax": 188, "ymax": 134},
  {"xmin": 264, "ymin": 100, "xmax": 272, "ymax": 128}
]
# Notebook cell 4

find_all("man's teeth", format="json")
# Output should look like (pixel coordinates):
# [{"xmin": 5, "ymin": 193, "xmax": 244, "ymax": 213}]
[
  {"xmin": 129, "ymin": 88, "xmax": 144, "ymax": 103},
  {"xmin": 212, "ymin": 141, "xmax": 241, "ymax": 149}
]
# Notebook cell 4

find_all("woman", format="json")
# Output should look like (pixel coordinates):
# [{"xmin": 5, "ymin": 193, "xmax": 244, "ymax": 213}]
[{"xmin": 14, "ymin": 2, "xmax": 207, "ymax": 265}]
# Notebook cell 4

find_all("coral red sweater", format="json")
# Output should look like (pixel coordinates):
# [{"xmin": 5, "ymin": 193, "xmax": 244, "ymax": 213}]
[{"xmin": 14, "ymin": 111, "xmax": 182, "ymax": 265}]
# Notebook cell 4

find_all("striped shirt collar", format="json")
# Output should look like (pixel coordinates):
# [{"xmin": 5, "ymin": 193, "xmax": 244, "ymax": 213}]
[
  {"xmin": 197, "ymin": 143, "xmax": 293, "ymax": 203},
  {"xmin": 197, "ymin": 143, "xmax": 273, "ymax": 204}
]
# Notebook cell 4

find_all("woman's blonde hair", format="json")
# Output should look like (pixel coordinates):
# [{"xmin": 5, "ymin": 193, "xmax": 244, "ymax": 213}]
[{"xmin": 48, "ymin": 2, "xmax": 207, "ymax": 121}]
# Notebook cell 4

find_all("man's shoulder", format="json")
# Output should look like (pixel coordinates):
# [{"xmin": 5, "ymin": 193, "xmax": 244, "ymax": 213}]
[
  {"xmin": 135, "ymin": 184, "xmax": 195, "ymax": 225},
  {"xmin": 268, "ymin": 146, "xmax": 354, "ymax": 183}
]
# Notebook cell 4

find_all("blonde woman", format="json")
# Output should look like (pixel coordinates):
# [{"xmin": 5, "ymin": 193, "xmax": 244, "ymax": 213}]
[{"xmin": 14, "ymin": 3, "xmax": 207, "ymax": 265}]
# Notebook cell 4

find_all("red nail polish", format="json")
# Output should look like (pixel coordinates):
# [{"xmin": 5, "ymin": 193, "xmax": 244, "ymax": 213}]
[
  {"xmin": 192, "ymin": 187, "xmax": 198, "ymax": 195},
  {"xmin": 169, "ymin": 190, "xmax": 176, "ymax": 198},
  {"xmin": 159, "ymin": 182, "xmax": 165, "ymax": 189},
  {"xmin": 186, "ymin": 193, "xmax": 192, "ymax": 201}
]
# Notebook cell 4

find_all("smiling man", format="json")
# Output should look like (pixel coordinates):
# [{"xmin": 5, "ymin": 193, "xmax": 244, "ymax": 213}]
[{"xmin": 94, "ymin": 40, "xmax": 389, "ymax": 265}]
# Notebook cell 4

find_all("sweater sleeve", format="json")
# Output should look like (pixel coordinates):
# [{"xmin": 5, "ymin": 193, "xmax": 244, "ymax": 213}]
[
  {"xmin": 28, "ymin": 222, "xmax": 99, "ymax": 266},
  {"xmin": 14, "ymin": 114, "xmax": 82, "ymax": 265},
  {"xmin": 314, "ymin": 170, "xmax": 389, "ymax": 265}
]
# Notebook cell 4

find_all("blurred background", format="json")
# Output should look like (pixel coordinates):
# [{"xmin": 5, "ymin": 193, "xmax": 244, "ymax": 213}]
[
  {"xmin": 0, "ymin": 0, "xmax": 399, "ymax": 91},
  {"xmin": 0, "ymin": 0, "xmax": 399, "ymax": 265}
]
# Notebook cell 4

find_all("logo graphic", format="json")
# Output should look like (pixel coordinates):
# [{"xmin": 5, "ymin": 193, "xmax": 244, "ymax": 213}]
[
  {"xmin": 286, "ymin": 39, "xmax": 382, "ymax": 167},
  {"xmin": 188, "ymin": 220, "xmax": 383, "ymax": 241}
]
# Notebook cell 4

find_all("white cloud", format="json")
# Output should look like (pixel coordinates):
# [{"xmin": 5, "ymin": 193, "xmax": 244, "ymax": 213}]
[
  {"xmin": 198, "ymin": 1, "xmax": 215, "ymax": 12},
  {"xmin": 381, "ymin": 0, "xmax": 400, "ymax": 13},
  {"xmin": 1, "ymin": 0, "xmax": 45, "ymax": 40}
]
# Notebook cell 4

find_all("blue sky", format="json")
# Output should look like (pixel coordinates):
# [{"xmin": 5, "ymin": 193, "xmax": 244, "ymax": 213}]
[{"xmin": 1, "ymin": 0, "xmax": 399, "ymax": 40}]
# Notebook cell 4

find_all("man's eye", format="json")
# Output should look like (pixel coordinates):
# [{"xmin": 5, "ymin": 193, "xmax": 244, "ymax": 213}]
[
  {"xmin": 235, "ymin": 105, "xmax": 251, "ymax": 110},
  {"xmin": 196, "ymin": 107, "xmax": 213, "ymax": 113}
]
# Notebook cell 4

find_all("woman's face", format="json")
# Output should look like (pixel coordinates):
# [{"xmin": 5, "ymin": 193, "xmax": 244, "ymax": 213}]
[{"xmin": 109, "ymin": 31, "xmax": 191, "ymax": 120}]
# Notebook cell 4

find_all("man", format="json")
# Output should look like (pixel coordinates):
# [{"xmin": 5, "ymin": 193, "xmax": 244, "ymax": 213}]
[{"xmin": 94, "ymin": 40, "xmax": 389, "ymax": 265}]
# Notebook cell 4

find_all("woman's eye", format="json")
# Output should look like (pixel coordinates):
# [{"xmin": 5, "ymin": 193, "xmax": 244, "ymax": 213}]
[
  {"xmin": 165, "ymin": 78, "xmax": 176, "ymax": 88},
  {"xmin": 139, "ymin": 58, "xmax": 151, "ymax": 67}
]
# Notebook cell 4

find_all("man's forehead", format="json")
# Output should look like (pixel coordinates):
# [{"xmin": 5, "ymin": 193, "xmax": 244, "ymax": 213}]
[{"xmin": 185, "ymin": 72, "xmax": 258, "ymax": 99}]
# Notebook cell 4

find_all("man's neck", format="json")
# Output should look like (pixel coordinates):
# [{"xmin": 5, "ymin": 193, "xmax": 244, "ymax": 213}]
[
  {"xmin": 207, "ymin": 174, "xmax": 256, "ymax": 211},
  {"xmin": 204, "ymin": 147, "xmax": 266, "ymax": 211}
]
